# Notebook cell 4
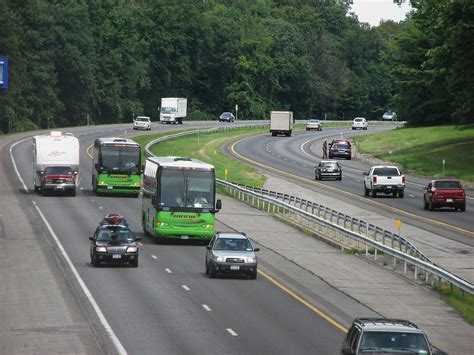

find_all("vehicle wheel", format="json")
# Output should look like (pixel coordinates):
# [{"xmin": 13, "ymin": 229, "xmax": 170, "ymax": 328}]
[
  {"xmin": 92, "ymin": 254, "xmax": 100, "ymax": 267},
  {"xmin": 347, "ymin": 156, "xmax": 351, "ymax": 160},
  {"xmin": 271, "ymin": 132, "xmax": 276, "ymax": 137},
  {"xmin": 205, "ymin": 262, "xmax": 209, "ymax": 275},
  {"xmin": 364, "ymin": 185, "xmax": 370, "ymax": 197},
  {"xmin": 34, "ymin": 185, "xmax": 40, "ymax": 193},
  {"xmin": 398, "ymin": 192, "xmax": 404, "ymax": 198},
  {"xmin": 41, "ymin": 187, "xmax": 47, "ymax": 196},
  {"xmin": 306, "ymin": 128, "xmax": 309, "ymax": 131},
  {"xmin": 429, "ymin": 201, "xmax": 435, "ymax": 211},
  {"xmin": 71, "ymin": 188, "xmax": 76, "ymax": 197},
  {"xmin": 250, "ymin": 270, "xmax": 257, "ymax": 280},
  {"xmin": 337, "ymin": 175, "xmax": 342, "ymax": 181},
  {"xmin": 393, "ymin": 191, "xmax": 398, "ymax": 197},
  {"xmin": 209, "ymin": 266, "xmax": 216, "ymax": 279},
  {"xmin": 423, "ymin": 200, "xmax": 429, "ymax": 210},
  {"xmin": 460, "ymin": 204, "xmax": 466, "ymax": 212},
  {"xmin": 131, "ymin": 257, "xmax": 138, "ymax": 268},
  {"xmin": 371, "ymin": 190, "xmax": 377, "ymax": 198}
]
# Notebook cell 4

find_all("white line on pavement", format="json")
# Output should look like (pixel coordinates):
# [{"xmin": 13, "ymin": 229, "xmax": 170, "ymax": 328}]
[
  {"xmin": 151, "ymin": 255, "xmax": 158, "ymax": 259},
  {"xmin": 182, "ymin": 285, "xmax": 190, "ymax": 291},
  {"xmin": 31, "ymin": 201, "xmax": 127, "ymax": 355},
  {"xmin": 409, "ymin": 194, "xmax": 415, "ymax": 198},
  {"xmin": 165, "ymin": 268, "xmax": 172, "ymax": 274},
  {"xmin": 226, "ymin": 328, "xmax": 238, "ymax": 336},
  {"xmin": 202, "ymin": 304, "xmax": 212, "ymax": 312},
  {"xmin": 10, "ymin": 137, "xmax": 31, "ymax": 192}
]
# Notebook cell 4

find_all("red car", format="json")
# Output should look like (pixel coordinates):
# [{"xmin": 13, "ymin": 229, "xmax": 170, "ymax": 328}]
[{"xmin": 423, "ymin": 180, "xmax": 466, "ymax": 211}]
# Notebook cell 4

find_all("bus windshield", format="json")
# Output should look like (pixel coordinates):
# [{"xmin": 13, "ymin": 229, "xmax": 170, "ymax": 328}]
[
  {"xmin": 159, "ymin": 169, "xmax": 214, "ymax": 209},
  {"xmin": 100, "ymin": 146, "xmax": 140, "ymax": 173}
]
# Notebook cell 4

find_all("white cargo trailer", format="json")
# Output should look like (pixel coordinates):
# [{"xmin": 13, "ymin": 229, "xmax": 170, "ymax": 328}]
[
  {"xmin": 32, "ymin": 131, "xmax": 80, "ymax": 195},
  {"xmin": 160, "ymin": 98, "xmax": 187, "ymax": 124},
  {"xmin": 270, "ymin": 111, "xmax": 293, "ymax": 137}
]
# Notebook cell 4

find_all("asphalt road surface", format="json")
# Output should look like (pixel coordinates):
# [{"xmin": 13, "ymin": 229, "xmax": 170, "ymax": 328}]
[
  {"xmin": 230, "ymin": 125, "xmax": 474, "ymax": 247},
  {"xmin": 9, "ymin": 122, "xmax": 346, "ymax": 354}
]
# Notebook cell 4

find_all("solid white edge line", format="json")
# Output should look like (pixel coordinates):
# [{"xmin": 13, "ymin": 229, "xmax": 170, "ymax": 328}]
[
  {"xmin": 182, "ymin": 285, "xmax": 190, "ymax": 291},
  {"xmin": 202, "ymin": 304, "xmax": 211, "ymax": 312},
  {"xmin": 31, "ymin": 202, "xmax": 127, "ymax": 355},
  {"xmin": 165, "ymin": 268, "xmax": 172, "ymax": 273},
  {"xmin": 10, "ymin": 137, "xmax": 31, "ymax": 192},
  {"xmin": 10, "ymin": 141, "xmax": 127, "ymax": 354},
  {"xmin": 226, "ymin": 328, "xmax": 238, "ymax": 336},
  {"xmin": 151, "ymin": 255, "xmax": 158, "ymax": 259}
]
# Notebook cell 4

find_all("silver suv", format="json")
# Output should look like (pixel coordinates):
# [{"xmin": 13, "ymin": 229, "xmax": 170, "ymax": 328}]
[
  {"xmin": 342, "ymin": 318, "xmax": 434, "ymax": 355},
  {"xmin": 205, "ymin": 232, "xmax": 259, "ymax": 279}
]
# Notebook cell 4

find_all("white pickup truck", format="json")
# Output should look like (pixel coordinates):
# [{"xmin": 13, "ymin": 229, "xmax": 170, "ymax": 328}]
[{"xmin": 363, "ymin": 165, "xmax": 405, "ymax": 198}]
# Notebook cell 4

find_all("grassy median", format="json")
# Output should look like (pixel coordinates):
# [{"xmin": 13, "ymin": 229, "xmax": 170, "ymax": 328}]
[
  {"xmin": 352, "ymin": 125, "xmax": 474, "ymax": 181},
  {"xmin": 132, "ymin": 126, "xmax": 269, "ymax": 187}
]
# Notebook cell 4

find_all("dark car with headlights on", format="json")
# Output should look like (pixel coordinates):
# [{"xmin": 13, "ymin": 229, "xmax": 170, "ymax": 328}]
[
  {"xmin": 219, "ymin": 112, "xmax": 235, "ymax": 122},
  {"xmin": 329, "ymin": 142, "xmax": 352, "ymax": 160},
  {"xmin": 89, "ymin": 225, "xmax": 140, "ymax": 267},
  {"xmin": 205, "ymin": 232, "xmax": 259, "ymax": 279},
  {"xmin": 315, "ymin": 160, "xmax": 342, "ymax": 180}
]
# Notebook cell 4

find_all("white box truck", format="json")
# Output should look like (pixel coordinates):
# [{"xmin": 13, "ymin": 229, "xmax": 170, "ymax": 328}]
[
  {"xmin": 160, "ymin": 98, "xmax": 187, "ymax": 124},
  {"xmin": 32, "ymin": 131, "xmax": 80, "ymax": 196},
  {"xmin": 270, "ymin": 111, "xmax": 293, "ymax": 137}
]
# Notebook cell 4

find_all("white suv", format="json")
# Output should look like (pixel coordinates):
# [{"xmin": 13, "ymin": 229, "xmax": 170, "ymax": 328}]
[
  {"xmin": 133, "ymin": 116, "xmax": 152, "ymax": 130},
  {"xmin": 352, "ymin": 117, "xmax": 368, "ymax": 130}
]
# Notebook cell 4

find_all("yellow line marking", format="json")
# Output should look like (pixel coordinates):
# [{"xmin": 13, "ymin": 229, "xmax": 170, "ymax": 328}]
[
  {"xmin": 230, "ymin": 137, "xmax": 474, "ymax": 236},
  {"xmin": 258, "ymin": 269, "xmax": 348, "ymax": 333},
  {"xmin": 86, "ymin": 143, "xmax": 93, "ymax": 159}
]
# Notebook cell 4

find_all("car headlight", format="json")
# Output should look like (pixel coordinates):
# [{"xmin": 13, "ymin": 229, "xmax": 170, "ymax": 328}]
[
  {"xmin": 203, "ymin": 224, "xmax": 213, "ymax": 229},
  {"xmin": 127, "ymin": 246, "xmax": 138, "ymax": 253},
  {"xmin": 245, "ymin": 257, "xmax": 256, "ymax": 263},
  {"xmin": 95, "ymin": 246, "xmax": 107, "ymax": 253},
  {"xmin": 213, "ymin": 256, "xmax": 225, "ymax": 262}
]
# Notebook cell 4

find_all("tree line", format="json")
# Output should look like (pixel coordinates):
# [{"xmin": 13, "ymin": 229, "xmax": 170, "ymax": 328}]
[{"xmin": 0, "ymin": 0, "xmax": 472, "ymax": 133}]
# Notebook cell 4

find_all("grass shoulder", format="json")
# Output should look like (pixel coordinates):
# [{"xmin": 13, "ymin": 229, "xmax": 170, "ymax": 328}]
[{"xmin": 352, "ymin": 125, "xmax": 474, "ymax": 182}]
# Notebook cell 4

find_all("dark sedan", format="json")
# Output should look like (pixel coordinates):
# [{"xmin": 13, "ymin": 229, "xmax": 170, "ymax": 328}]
[
  {"xmin": 315, "ymin": 160, "xmax": 342, "ymax": 180},
  {"xmin": 89, "ymin": 225, "xmax": 140, "ymax": 267}
]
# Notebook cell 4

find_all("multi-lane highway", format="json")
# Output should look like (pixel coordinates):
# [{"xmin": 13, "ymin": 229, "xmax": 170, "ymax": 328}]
[
  {"xmin": 229, "ymin": 125, "xmax": 474, "ymax": 247},
  {"xmin": 9, "ymin": 122, "xmax": 347, "ymax": 354}
]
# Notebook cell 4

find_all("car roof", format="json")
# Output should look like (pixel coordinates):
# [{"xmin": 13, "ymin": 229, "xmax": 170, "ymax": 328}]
[
  {"xmin": 216, "ymin": 232, "xmax": 248, "ymax": 240},
  {"xmin": 353, "ymin": 318, "xmax": 423, "ymax": 333}
]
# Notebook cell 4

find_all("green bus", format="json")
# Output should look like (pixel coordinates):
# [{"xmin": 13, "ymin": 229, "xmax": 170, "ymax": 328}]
[
  {"xmin": 92, "ymin": 137, "xmax": 142, "ymax": 196},
  {"xmin": 142, "ymin": 156, "xmax": 221, "ymax": 241}
]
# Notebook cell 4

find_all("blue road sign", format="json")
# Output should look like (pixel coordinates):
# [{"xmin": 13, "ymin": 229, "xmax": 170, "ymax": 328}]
[{"xmin": 0, "ymin": 57, "xmax": 9, "ymax": 89}]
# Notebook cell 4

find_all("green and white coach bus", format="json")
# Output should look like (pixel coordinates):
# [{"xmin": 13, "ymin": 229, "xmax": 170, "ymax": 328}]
[
  {"xmin": 142, "ymin": 156, "xmax": 221, "ymax": 241},
  {"xmin": 92, "ymin": 137, "xmax": 142, "ymax": 196}
]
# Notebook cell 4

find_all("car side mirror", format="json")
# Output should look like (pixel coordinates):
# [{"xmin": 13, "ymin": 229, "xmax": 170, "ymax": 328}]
[
  {"xmin": 206, "ymin": 245, "xmax": 212, "ymax": 250},
  {"xmin": 341, "ymin": 347, "xmax": 355, "ymax": 355},
  {"xmin": 363, "ymin": 172, "xmax": 368, "ymax": 176},
  {"xmin": 74, "ymin": 171, "xmax": 78, "ymax": 175},
  {"xmin": 254, "ymin": 248, "xmax": 260, "ymax": 252},
  {"xmin": 135, "ymin": 237, "xmax": 141, "ymax": 241},
  {"xmin": 89, "ymin": 237, "xmax": 95, "ymax": 241},
  {"xmin": 215, "ymin": 199, "xmax": 222, "ymax": 210}
]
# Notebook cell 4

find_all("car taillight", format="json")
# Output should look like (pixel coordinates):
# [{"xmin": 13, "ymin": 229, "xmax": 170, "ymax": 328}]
[{"xmin": 373, "ymin": 176, "xmax": 377, "ymax": 184}]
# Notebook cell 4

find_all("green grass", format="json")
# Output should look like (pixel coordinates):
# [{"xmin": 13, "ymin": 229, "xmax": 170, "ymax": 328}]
[
  {"xmin": 434, "ymin": 284, "xmax": 474, "ymax": 325},
  {"xmin": 352, "ymin": 125, "xmax": 474, "ymax": 181},
  {"xmin": 132, "ymin": 126, "xmax": 269, "ymax": 187}
]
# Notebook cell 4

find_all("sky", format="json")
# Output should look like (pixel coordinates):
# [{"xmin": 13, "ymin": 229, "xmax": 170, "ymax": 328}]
[{"xmin": 349, "ymin": 0, "xmax": 412, "ymax": 26}]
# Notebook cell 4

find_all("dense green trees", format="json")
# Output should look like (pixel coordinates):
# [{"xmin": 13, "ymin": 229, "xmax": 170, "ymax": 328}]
[{"xmin": 0, "ymin": 0, "xmax": 471, "ymax": 133}]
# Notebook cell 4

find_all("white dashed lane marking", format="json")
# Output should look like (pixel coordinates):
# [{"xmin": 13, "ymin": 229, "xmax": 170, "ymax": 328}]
[
  {"xmin": 151, "ymin": 255, "xmax": 158, "ymax": 259},
  {"xmin": 182, "ymin": 285, "xmax": 190, "ymax": 291},
  {"xmin": 99, "ymin": 206, "xmax": 103, "ymax": 210},
  {"xmin": 226, "ymin": 328, "xmax": 238, "ymax": 336},
  {"xmin": 202, "ymin": 304, "xmax": 212, "ymax": 312},
  {"xmin": 165, "ymin": 268, "xmax": 172, "ymax": 274},
  {"xmin": 409, "ymin": 194, "xmax": 415, "ymax": 197}
]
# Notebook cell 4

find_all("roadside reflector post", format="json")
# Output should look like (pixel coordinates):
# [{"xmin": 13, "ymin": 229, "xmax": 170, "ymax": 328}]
[
  {"xmin": 442, "ymin": 159, "xmax": 445, "ymax": 177},
  {"xmin": 224, "ymin": 168, "xmax": 228, "ymax": 181},
  {"xmin": 414, "ymin": 266, "xmax": 418, "ymax": 280}
]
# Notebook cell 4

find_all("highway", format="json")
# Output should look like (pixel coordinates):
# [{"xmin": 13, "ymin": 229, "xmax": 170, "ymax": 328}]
[
  {"xmin": 229, "ymin": 125, "xmax": 474, "ymax": 247},
  {"xmin": 9, "ymin": 122, "xmax": 347, "ymax": 354}
]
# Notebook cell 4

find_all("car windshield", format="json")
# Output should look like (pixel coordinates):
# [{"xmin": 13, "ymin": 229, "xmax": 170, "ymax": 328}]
[
  {"xmin": 354, "ymin": 119, "xmax": 363, "ymax": 122},
  {"xmin": 136, "ymin": 117, "xmax": 150, "ymax": 122},
  {"xmin": 161, "ymin": 107, "xmax": 176, "ymax": 114},
  {"xmin": 44, "ymin": 166, "xmax": 73, "ymax": 174},
  {"xmin": 373, "ymin": 168, "xmax": 400, "ymax": 176},
  {"xmin": 213, "ymin": 238, "xmax": 253, "ymax": 251},
  {"xmin": 321, "ymin": 162, "xmax": 338, "ymax": 168},
  {"xmin": 308, "ymin": 120, "xmax": 319, "ymax": 123},
  {"xmin": 221, "ymin": 112, "xmax": 232, "ymax": 117},
  {"xmin": 359, "ymin": 331, "xmax": 430, "ymax": 354},
  {"xmin": 334, "ymin": 144, "xmax": 350, "ymax": 150},
  {"xmin": 97, "ymin": 228, "xmax": 133, "ymax": 243},
  {"xmin": 434, "ymin": 181, "xmax": 461, "ymax": 189}
]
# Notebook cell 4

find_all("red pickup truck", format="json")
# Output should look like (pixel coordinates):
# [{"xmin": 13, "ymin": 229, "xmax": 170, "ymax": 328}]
[
  {"xmin": 423, "ymin": 179, "xmax": 466, "ymax": 211},
  {"xmin": 41, "ymin": 166, "xmax": 77, "ymax": 196}
]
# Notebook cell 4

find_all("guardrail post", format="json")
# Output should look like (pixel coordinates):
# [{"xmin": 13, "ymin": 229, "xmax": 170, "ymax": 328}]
[
  {"xmin": 374, "ymin": 249, "xmax": 377, "ymax": 261},
  {"xmin": 365, "ymin": 244, "xmax": 368, "ymax": 257},
  {"xmin": 393, "ymin": 256, "xmax": 397, "ymax": 269},
  {"xmin": 425, "ymin": 272, "xmax": 429, "ymax": 284},
  {"xmin": 414, "ymin": 266, "xmax": 418, "ymax": 280}
]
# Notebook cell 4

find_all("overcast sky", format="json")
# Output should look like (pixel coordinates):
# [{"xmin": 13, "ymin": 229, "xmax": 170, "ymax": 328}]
[{"xmin": 349, "ymin": 0, "xmax": 412, "ymax": 26}]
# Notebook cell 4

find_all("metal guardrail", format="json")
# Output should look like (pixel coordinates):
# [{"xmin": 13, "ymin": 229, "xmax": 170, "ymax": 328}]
[{"xmin": 144, "ymin": 123, "xmax": 473, "ymax": 296}]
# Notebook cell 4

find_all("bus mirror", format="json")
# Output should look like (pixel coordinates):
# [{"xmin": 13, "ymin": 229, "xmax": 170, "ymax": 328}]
[{"xmin": 216, "ymin": 199, "xmax": 222, "ymax": 210}]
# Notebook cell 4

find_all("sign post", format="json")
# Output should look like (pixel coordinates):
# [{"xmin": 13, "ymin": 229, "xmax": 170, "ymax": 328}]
[
  {"xmin": 235, "ymin": 104, "xmax": 239, "ymax": 121},
  {"xmin": 442, "ymin": 159, "xmax": 445, "ymax": 177}
]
